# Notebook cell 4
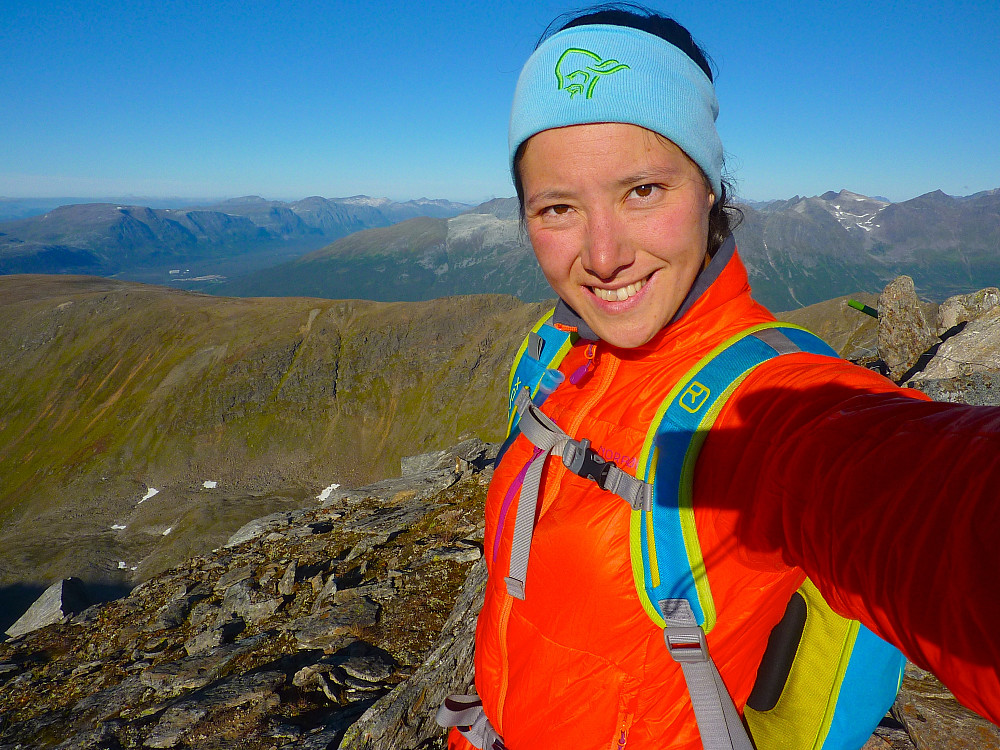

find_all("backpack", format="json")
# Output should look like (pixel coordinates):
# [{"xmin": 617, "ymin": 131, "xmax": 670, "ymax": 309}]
[{"xmin": 502, "ymin": 310, "xmax": 906, "ymax": 750}]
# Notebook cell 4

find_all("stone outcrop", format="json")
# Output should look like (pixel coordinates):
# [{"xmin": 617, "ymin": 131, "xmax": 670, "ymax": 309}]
[
  {"xmin": 936, "ymin": 287, "xmax": 1000, "ymax": 335},
  {"xmin": 908, "ymin": 305, "xmax": 1000, "ymax": 404},
  {"xmin": 877, "ymin": 276, "xmax": 937, "ymax": 381},
  {"xmin": 0, "ymin": 442, "xmax": 494, "ymax": 749},
  {"xmin": 5, "ymin": 576, "xmax": 91, "ymax": 638}
]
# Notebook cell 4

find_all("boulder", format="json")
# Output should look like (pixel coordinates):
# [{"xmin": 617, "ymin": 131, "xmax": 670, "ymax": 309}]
[
  {"xmin": 878, "ymin": 276, "xmax": 937, "ymax": 382},
  {"xmin": 5, "ymin": 577, "xmax": 90, "ymax": 638},
  {"xmin": 907, "ymin": 305, "xmax": 1000, "ymax": 404},
  {"xmin": 893, "ymin": 662, "xmax": 1000, "ymax": 750},
  {"xmin": 936, "ymin": 287, "xmax": 1000, "ymax": 335}
]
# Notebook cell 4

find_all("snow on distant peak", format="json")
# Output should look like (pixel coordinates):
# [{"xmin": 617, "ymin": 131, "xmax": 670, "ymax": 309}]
[
  {"xmin": 338, "ymin": 195, "xmax": 392, "ymax": 208},
  {"xmin": 820, "ymin": 191, "xmax": 890, "ymax": 233},
  {"xmin": 111, "ymin": 524, "xmax": 127, "ymax": 531},
  {"xmin": 162, "ymin": 527, "xmax": 173, "ymax": 536},
  {"xmin": 203, "ymin": 480, "xmax": 217, "ymax": 489}
]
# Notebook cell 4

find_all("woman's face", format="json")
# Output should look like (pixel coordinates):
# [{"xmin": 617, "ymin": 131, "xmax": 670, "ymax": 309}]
[{"xmin": 520, "ymin": 123, "xmax": 715, "ymax": 348}]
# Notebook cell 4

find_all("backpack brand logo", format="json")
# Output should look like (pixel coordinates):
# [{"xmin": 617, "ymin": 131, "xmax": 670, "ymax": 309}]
[
  {"xmin": 554, "ymin": 48, "xmax": 629, "ymax": 99},
  {"xmin": 679, "ymin": 381, "xmax": 710, "ymax": 413}
]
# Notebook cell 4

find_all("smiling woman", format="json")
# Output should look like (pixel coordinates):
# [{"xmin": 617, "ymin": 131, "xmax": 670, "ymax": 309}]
[
  {"xmin": 436, "ymin": 5, "xmax": 1000, "ymax": 750},
  {"xmin": 520, "ymin": 123, "xmax": 714, "ymax": 348}
]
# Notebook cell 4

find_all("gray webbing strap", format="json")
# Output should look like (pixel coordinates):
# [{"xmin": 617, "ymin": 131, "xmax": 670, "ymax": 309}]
[
  {"xmin": 514, "ymin": 389, "xmax": 651, "ymax": 513},
  {"xmin": 505, "ymin": 389, "xmax": 652, "ymax": 599},
  {"xmin": 753, "ymin": 327, "xmax": 800, "ymax": 355},
  {"xmin": 436, "ymin": 695, "xmax": 507, "ymax": 750},
  {"xmin": 505, "ymin": 389, "xmax": 567, "ymax": 599},
  {"xmin": 662, "ymin": 601, "xmax": 755, "ymax": 750}
]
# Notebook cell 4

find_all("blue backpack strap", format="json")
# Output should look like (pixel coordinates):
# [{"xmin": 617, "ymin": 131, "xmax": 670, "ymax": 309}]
[
  {"xmin": 630, "ymin": 322, "xmax": 904, "ymax": 750},
  {"xmin": 630, "ymin": 322, "xmax": 836, "ymax": 630},
  {"xmin": 497, "ymin": 311, "xmax": 577, "ymax": 464}
]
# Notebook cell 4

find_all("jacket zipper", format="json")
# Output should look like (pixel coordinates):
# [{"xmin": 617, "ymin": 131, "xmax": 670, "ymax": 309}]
[{"xmin": 495, "ymin": 345, "xmax": 621, "ymax": 728}]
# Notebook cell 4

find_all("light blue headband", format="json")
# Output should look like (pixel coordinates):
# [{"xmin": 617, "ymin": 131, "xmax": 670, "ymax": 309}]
[{"xmin": 508, "ymin": 24, "xmax": 723, "ymax": 200}]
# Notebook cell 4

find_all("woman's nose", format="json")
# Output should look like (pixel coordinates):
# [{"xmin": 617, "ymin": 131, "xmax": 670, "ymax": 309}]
[{"xmin": 581, "ymin": 210, "xmax": 633, "ymax": 281}]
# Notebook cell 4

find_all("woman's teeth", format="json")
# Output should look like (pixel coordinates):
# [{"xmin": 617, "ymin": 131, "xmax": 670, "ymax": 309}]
[{"xmin": 593, "ymin": 278, "xmax": 645, "ymax": 302}]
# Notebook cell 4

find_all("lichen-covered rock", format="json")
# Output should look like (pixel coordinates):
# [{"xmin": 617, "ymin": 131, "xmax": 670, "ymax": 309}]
[
  {"xmin": 878, "ymin": 276, "xmax": 937, "ymax": 381},
  {"xmin": 893, "ymin": 662, "xmax": 1000, "ymax": 750},
  {"xmin": 908, "ymin": 306, "xmax": 1000, "ymax": 388},
  {"xmin": 936, "ymin": 287, "xmax": 1000, "ymax": 335}
]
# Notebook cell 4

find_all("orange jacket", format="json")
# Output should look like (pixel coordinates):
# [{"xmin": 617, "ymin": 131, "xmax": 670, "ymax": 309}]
[{"xmin": 455, "ymin": 244, "xmax": 1000, "ymax": 749}]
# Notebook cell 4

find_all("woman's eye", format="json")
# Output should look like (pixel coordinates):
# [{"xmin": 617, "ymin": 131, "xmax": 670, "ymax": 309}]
[
  {"xmin": 631, "ymin": 184, "xmax": 656, "ymax": 198},
  {"xmin": 543, "ymin": 204, "xmax": 571, "ymax": 216}
]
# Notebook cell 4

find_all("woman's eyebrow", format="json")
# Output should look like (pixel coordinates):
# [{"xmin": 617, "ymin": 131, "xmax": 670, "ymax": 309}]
[
  {"xmin": 525, "ymin": 188, "xmax": 574, "ymax": 207},
  {"xmin": 615, "ymin": 168, "xmax": 683, "ymax": 187}
]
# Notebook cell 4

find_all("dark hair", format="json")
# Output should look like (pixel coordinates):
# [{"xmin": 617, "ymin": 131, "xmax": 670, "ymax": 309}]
[{"xmin": 513, "ymin": 3, "xmax": 742, "ymax": 255}]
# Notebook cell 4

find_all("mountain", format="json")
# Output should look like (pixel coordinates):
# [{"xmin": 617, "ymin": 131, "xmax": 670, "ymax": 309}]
[
  {"xmin": 213, "ymin": 199, "xmax": 552, "ymax": 301},
  {"xmin": 209, "ymin": 190, "xmax": 1000, "ymax": 311},
  {"xmin": 0, "ymin": 196, "xmax": 469, "ymax": 283},
  {"xmin": 737, "ymin": 189, "xmax": 1000, "ymax": 308},
  {"xmin": 0, "ymin": 274, "xmax": 546, "ymax": 616}
]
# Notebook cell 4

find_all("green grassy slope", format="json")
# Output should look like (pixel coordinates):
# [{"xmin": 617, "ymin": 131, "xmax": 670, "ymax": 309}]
[{"xmin": 0, "ymin": 275, "xmax": 548, "ymax": 591}]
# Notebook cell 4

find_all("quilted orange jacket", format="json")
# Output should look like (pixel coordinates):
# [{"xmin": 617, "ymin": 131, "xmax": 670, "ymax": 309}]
[{"xmin": 451, "ymin": 242, "xmax": 1000, "ymax": 749}]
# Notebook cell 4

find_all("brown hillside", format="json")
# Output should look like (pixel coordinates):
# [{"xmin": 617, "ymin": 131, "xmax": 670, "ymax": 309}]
[{"xmin": 0, "ymin": 275, "xmax": 547, "ymax": 595}]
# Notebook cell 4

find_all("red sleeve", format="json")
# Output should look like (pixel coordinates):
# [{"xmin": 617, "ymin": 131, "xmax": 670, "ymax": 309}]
[{"xmin": 707, "ymin": 355, "xmax": 1000, "ymax": 725}]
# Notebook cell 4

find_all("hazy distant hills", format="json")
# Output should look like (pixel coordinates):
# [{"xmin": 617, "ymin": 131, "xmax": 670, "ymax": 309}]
[
  {"xmin": 214, "ymin": 201, "xmax": 553, "ymax": 301},
  {"xmin": 210, "ymin": 188, "xmax": 1000, "ymax": 310},
  {"xmin": 3, "ymin": 189, "xmax": 997, "ymax": 310},
  {"xmin": 0, "ymin": 195, "xmax": 469, "ymax": 283}
]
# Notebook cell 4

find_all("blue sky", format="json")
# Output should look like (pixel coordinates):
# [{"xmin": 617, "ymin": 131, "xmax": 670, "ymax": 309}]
[{"xmin": 2, "ymin": 0, "xmax": 998, "ymax": 204}]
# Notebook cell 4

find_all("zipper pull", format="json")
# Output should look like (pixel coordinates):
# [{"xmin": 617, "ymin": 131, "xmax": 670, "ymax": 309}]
[{"xmin": 569, "ymin": 342, "xmax": 598, "ymax": 385}]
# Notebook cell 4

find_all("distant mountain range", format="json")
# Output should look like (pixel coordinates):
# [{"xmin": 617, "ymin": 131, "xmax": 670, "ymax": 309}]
[
  {"xmin": 0, "ymin": 195, "xmax": 469, "ymax": 283},
  {"xmin": 213, "ymin": 188, "xmax": 1000, "ymax": 310},
  {"xmin": 2, "ymin": 189, "xmax": 997, "ymax": 310}
]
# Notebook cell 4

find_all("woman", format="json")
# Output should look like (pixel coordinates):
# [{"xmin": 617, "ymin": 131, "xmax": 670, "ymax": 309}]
[{"xmin": 445, "ymin": 6, "xmax": 1000, "ymax": 748}]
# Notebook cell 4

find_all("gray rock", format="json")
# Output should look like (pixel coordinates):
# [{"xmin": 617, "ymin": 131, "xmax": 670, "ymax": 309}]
[
  {"xmin": 400, "ymin": 438, "xmax": 496, "ymax": 476},
  {"xmin": 425, "ymin": 543, "xmax": 482, "ymax": 565},
  {"xmin": 140, "ymin": 633, "xmax": 269, "ymax": 698},
  {"xmin": 893, "ymin": 662, "xmax": 1000, "ymax": 750},
  {"xmin": 337, "ymin": 558, "xmax": 486, "ymax": 749},
  {"xmin": 216, "ymin": 579, "xmax": 282, "ymax": 625},
  {"xmin": 878, "ymin": 276, "xmax": 937, "ymax": 382},
  {"xmin": 289, "ymin": 598, "xmax": 380, "ymax": 650},
  {"xmin": 225, "ymin": 510, "xmax": 306, "ymax": 547},
  {"xmin": 184, "ymin": 617, "xmax": 245, "ymax": 656},
  {"xmin": 909, "ymin": 306, "xmax": 1000, "ymax": 385},
  {"xmin": 332, "ymin": 640, "xmax": 397, "ymax": 683},
  {"xmin": 6, "ymin": 577, "xmax": 91, "ymax": 638},
  {"xmin": 279, "ymin": 559, "xmax": 299, "ymax": 596},
  {"xmin": 313, "ymin": 573, "xmax": 339, "ymax": 612},
  {"xmin": 144, "ymin": 704, "xmax": 208, "ymax": 748},
  {"xmin": 145, "ymin": 671, "xmax": 285, "ymax": 748},
  {"xmin": 214, "ymin": 565, "xmax": 255, "ymax": 592},
  {"xmin": 72, "ymin": 674, "xmax": 148, "ymax": 724},
  {"xmin": 937, "ymin": 288, "xmax": 1000, "ymax": 335}
]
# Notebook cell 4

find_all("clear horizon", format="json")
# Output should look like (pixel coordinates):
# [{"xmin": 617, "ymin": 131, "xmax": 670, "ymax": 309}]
[{"xmin": 3, "ymin": 1, "xmax": 999, "ymax": 205}]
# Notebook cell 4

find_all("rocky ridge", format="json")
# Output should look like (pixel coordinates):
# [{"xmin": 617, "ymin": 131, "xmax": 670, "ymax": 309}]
[{"xmin": 0, "ymin": 440, "xmax": 491, "ymax": 749}]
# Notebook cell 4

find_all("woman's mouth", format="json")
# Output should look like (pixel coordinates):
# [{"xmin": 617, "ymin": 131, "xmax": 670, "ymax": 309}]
[{"xmin": 591, "ymin": 277, "xmax": 646, "ymax": 302}]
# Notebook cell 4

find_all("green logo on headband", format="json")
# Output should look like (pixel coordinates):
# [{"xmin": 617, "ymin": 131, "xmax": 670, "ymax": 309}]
[{"xmin": 555, "ymin": 48, "xmax": 629, "ymax": 99}]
